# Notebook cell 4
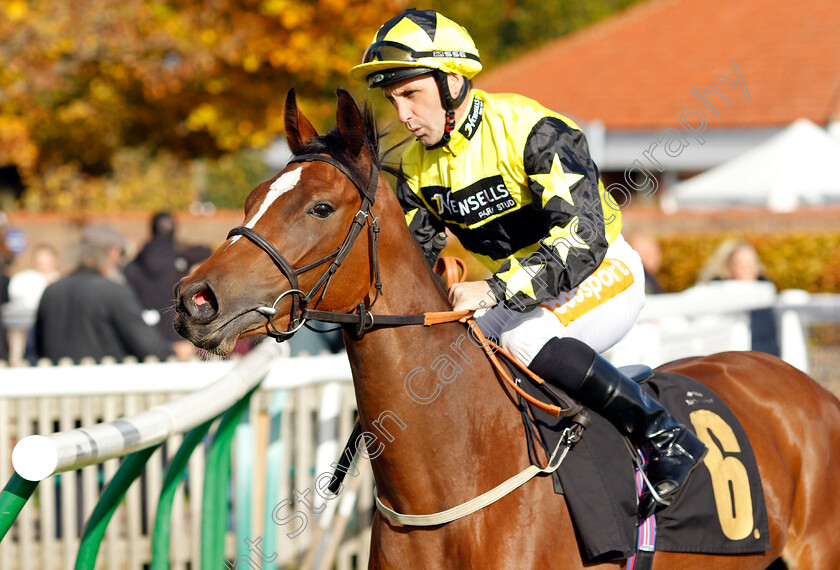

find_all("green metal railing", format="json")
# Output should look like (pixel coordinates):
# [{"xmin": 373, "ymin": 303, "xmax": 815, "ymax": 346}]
[
  {"xmin": 0, "ymin": 346, "xmax": 361, "ymax": 569},
  {"xmin": 0, "ymin": 389, "xmax": 256, "ymax": 570},
  {"xmin": 150, "ymin": 419, "xmax": 215, "ymax": 570},
  {"xmin": 0, "ymin": 475, "xmax": 39, "ymax": 538},
  {"xmin": 0, "ymin": 339, "xmax": 288, "ymax": 569}
]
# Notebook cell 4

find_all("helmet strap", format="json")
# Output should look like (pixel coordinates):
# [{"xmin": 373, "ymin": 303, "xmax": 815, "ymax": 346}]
[
  {"xmin": 425, "ymin": 109, "xmax": 456, "ymax": 150},
  {"xmin": 434, "ymin": 70, "xmax": 470, "ymax": 110},
  {"xmin": 426, "ymin": 70, "xmax": 470, "ymax": 150}
]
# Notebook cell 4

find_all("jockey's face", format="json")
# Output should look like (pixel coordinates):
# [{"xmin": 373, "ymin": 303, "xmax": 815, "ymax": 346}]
[{"xmin": 383, "ymin": 73, "xmax": 448, "ymax": 147}]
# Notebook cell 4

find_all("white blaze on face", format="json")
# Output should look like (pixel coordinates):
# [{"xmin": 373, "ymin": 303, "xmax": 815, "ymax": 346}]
[{"xmin": 229, "ymin": 167, "xmax": 302, "ymax": 245}]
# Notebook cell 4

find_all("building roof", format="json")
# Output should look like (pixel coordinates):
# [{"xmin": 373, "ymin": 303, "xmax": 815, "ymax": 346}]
[{"xmin": 476, "ymin": 0, "xmax": 840, "ymax": 130}]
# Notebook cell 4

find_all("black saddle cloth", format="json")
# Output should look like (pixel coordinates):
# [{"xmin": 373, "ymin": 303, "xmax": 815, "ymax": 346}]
[{"xmin": 517, "ymin": 368, "xmax": 771, "ymax": 563}]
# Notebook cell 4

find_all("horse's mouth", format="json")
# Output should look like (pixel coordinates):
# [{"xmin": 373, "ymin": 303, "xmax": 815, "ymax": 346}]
[
  {"xmin": 174, "ymin": 278, "xmax": 291, "ymax": 354},
  {"xmin": 174, "ymin": 308, "xmax": 270, "ymax": 355}
]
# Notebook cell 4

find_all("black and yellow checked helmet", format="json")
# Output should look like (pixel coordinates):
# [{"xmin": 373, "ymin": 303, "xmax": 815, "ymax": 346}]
[
  {"xmin": 351, "ymin": 9, "xmax": 482, "ymax": 148},
  {"xmin": 350, "ymin": 8, "xmax": 482, "ymax": 89}
]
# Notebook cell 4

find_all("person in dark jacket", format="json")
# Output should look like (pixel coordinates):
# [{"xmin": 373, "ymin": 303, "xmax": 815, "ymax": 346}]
[
  {"xmin": 124, "ymin": 212, "xmax": 185, "ymax": 341},
  {"xmin": 33, "ymin": 224, "xmax": 175, "ymax": 364},
  {"xmin": 124, "ymin": 213, "xmax": 213, "ymax": 360},
  {"xmin": 1, "ymin": 210, "xmax": 15, "ymax": 361},
  {"xmin": 697, "ymin": 239, "xmax": 781, "ymax": 357},
  {"xmin": 725, "ymin": 241, "xmax": 781, "ymax": 356}
]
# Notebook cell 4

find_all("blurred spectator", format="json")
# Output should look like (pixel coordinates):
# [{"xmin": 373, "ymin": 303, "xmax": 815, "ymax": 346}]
[
  {"xmin": 124, "ymin": 212, "xmax": 181, "ymax": 338},
  {"xmin": 124, "ymin": 212, "xmax": 213, "ymax": 360},
  {"xmin": 727, "ymin": 242, "xmax": 764, "ymax": 281},
  {"xmin": 0, "ymin": 211, "xmax": 12, "ymax": 362},
  {"xmin": 697, "ymin": 239, "xmax": 770, "ymax": 283},
  {"xmin": 181, "ymin": 244, "xmax": 213, "ymax": 275},
  {"xmin": 33, "ymin": 224, "xmax": 175, "ymax": 364},
  {"xmin": 698, "ymin": 239, "xmax": 780, "ymax": 357},
  {"xmin": 626, "ymin": 232, "xmax": 664, "ymax": 294},
  {"xmin": 1, "ymin": 244, "xmax": 60, "ymax": 365},
  {"xmin": 0, "ymin": 277, "xmax": 7, "ymax": 362}
]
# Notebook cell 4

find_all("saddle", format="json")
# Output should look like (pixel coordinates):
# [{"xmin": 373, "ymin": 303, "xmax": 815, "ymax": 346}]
[{"xmin": 513, "ymin": 359, "xmax": 771, "ymax": 563}]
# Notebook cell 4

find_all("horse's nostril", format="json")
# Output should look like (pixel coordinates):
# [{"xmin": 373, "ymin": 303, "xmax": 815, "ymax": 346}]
[
  {"xmin": 194, "ymin": 290, "xmax": 211, "ymax": 308},
  {"xmin": 181, "ymin": 280, "xmax": 219, "ymax": 322}
]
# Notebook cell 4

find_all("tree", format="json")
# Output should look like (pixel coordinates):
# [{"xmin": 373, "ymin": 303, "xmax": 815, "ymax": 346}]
[{"xmin": 0, "ymin": 0, "xmax": 405, "ymax": 182}]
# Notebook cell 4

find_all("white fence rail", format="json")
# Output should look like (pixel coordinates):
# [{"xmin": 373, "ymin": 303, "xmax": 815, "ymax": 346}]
[
  {"xmin": 604, "ymin": 283, "xmax": 835, "ymax": 373},
  {"xmin": 0, "ymin": 346, "xmax": 366, "ymax": 570}
]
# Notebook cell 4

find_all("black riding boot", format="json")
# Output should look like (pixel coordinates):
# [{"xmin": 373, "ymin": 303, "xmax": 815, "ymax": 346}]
[
  {"xmin": 529, "ymin": 337, "xmax": 707, "ymax": 518},
  {"xmin": 578, "ymin": 355, "xmax": 707, "ymax": 516}
]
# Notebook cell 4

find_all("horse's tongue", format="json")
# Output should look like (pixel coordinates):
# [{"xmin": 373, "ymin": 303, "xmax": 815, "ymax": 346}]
[{"xmin": 194, "ymin": 292, "xmax": 208, "ymax": 306}]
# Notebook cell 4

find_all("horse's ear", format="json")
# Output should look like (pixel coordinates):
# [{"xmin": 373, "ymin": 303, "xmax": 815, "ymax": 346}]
[
  {"xmin": 336, "ymin": 88, "xmax": 365, "ymax": 157},
  {"xmin": 285, "ymin": 89, "xmax": 319, "ymax": 153}
]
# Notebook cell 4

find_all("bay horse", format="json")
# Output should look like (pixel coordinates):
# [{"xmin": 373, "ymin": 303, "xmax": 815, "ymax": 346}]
[{"xmin": 174, "ymin": 88, "xmax": 840, "ymax": 569}]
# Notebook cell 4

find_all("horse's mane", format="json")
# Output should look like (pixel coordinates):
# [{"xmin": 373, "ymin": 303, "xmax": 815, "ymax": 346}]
[{"xmin": 296, "ymin": 97, "xmax": 410, "ymax": 183}]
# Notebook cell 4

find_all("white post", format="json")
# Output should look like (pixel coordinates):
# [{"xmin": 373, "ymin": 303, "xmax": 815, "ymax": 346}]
[{"xmin": 778, "ymin": 289, "xmax": 811, "ymax": 373}]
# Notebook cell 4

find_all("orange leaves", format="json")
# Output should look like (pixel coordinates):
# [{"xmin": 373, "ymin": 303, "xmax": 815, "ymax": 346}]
[
  {"xmin": 0, "ymin": 117, "xmax": 38, "ymax": 176},
  {"xmin": 0, "ymin": 0, "xmax": 413, "ymax": 210}
]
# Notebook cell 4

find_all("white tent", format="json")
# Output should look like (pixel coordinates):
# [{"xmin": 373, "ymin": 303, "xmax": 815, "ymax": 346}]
[{"xmin": 667, "ymin": 119, "xmax": 840, "ymax": 212}]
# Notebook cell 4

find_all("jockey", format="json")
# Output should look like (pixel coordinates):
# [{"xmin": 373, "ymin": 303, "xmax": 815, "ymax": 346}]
[{"xmin": 350, "ymin": 8, "xmax": 706, "ymax": 517}]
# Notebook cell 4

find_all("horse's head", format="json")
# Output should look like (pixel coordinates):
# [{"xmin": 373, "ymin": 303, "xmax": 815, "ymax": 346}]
[{"xmin": 174, "ymin": 88, "xmax": 386, "ymax": 354}]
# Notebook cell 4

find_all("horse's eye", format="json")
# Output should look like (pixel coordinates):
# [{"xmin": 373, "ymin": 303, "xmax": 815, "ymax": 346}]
[{"xmin": 309, "ymin": 203, "xmax": 334, "ymax": 218}]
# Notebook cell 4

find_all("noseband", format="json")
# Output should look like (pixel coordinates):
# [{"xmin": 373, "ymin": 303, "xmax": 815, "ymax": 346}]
[{"xmin": 227, "ymin": 153, "xmax": 382, "ymax": 341}]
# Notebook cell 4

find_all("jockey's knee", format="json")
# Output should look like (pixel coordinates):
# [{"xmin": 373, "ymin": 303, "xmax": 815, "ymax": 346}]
[{"xmin": 528, "ymin": 337, "xmax": 597, "ymax": 392}]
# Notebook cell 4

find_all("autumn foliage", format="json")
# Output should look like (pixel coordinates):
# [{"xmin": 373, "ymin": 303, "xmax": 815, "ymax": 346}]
[
  {"xmin": 0, "ymin": 0, "xmax": 408, "ymax": 209},
  {"xmin": 0, "ymin": 0, "xmax": 649, "ymax": 212},
  {"xmin": 656, "ymin": 232, "xmax": 840, "ymax": 293}
]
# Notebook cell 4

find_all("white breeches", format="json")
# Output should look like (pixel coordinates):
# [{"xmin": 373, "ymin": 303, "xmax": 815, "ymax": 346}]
[{"xmin": 475, "ymin": 234, "xmax": 646, "ymax": 366}]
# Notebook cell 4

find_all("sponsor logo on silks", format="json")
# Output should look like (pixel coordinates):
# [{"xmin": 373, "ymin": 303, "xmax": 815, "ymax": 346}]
[
  {"xmin": 458, "ymin": 97, "xmax": 484, "ymax": 140},
  {"xmin": 421, "ymin": 175, "xmax": 516, "ymax": 226},
  {"xmin": 432, "ymin": 50, "xmax": 470, "ymax": 59},
  {"xmin": 540, "ymin": 258, "xmax": 634, "ymax": 326}
]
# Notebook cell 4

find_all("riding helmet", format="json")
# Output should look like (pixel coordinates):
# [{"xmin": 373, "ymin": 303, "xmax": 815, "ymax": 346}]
[{"xmin": 350, "ymin": 8, "xmax": 482, "ymax": 89}]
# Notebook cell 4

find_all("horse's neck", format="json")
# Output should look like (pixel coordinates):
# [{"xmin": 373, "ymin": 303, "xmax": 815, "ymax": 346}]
[
  {"xmin": 342, "ymin": 207, "xmax": 526, "ymax": 513},
  {"xmin": 344, "ymin": 229, "xmax": 466, "ymax": 418}
]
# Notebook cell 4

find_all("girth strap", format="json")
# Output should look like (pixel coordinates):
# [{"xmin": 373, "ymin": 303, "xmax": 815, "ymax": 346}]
[{"xmin": 374, "ymin": 423, "xmax": 583, "ymax": 526}]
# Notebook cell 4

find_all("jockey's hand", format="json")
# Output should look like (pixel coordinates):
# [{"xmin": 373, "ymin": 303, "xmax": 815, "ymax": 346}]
[{"xmin": 448, "ymin": 280, "xmax": 498, "ymax": 322}]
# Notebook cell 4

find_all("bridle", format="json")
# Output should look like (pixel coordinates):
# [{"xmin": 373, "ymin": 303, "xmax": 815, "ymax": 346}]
[{"xmin": 227, "ymin": 153, "xmax": 383, "ymax": 341}]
